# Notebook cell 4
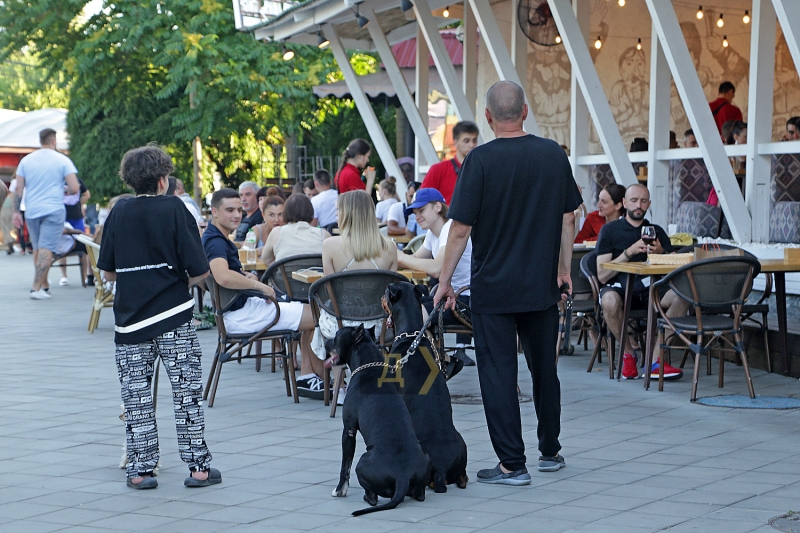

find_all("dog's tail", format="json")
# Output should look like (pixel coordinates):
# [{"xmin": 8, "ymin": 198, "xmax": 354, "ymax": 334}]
[{"xmin": 352, "ymin": 479, "xmax": 408, "ymax": 516}]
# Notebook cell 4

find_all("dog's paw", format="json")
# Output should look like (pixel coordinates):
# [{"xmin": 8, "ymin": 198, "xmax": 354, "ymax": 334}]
[{"xmin": 332, "ymin": 482, "xmax": 348, "ymax": 497}]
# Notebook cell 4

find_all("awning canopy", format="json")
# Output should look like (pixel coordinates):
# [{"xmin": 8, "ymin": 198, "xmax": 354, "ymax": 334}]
[
  {"xmin": 313, "ymin": 65, "xmax": 461, "ymax": 100},
  {"xmin": 0, "ymin": 108, "xmax": 69, "ymax": 152}
]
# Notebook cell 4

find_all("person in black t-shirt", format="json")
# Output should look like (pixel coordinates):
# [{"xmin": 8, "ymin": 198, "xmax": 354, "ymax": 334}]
[
  {"xmin": 98, "ymin": 145, "xmax": 221, "ymax": 490},
  {"xmin": 595, "ymin": 183, "xmax": 689, "ymax": 381},
  {"xmin": 435, "ymin": 81, "xmax": 583, "ymax": 484},
  {"xmin": 233, "ymin": 181, "xmax": 263, "ymax": 241},
  {"xmin": 202, "ymin": 189, "xmax": 321, "ymax": 398}
]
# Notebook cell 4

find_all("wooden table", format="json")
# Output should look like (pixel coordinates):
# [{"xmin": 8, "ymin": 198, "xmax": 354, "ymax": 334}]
[
  {"xmin": 241, "ymin": 260, "xmax": 268, "ymax": 271},
  {"xmin": 292, "ymin": 269, "xmax": 427, "ymax": 284},
  {"xmin": 602, "ymin": 257, "xmax": 800, "ymax": 386},
  {"xmin": 390, "ymin": 235, "xmax": 412, "ymax": 244}
]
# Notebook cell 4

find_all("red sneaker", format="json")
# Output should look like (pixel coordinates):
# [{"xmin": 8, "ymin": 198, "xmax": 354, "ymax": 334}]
[
  {"xmin": 622, "ymin": 353, "xmax": 639, "ymax": 380},
  {"xmin": 648, "ymin": 359, "xmax": 684, "ymax": 381}
]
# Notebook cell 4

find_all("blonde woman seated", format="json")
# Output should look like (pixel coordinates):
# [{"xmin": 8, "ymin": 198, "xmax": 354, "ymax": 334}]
[
  {"xmin": 312, "ymin": 190, "xmax": 398, "ymax": 361},
  {"xmin": 261, "ymin": 194, "xmax": 331, "ymax": 266},
  {"xmin": 397, "ymin": 188, "xmax": 475, "ymax": 368}
]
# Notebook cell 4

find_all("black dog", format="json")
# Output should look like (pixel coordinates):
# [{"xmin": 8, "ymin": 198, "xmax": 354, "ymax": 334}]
[
  {"xmin": 384, "ymin": 282, "xmax": 468, "ymax": 493},
  {"xmin": 330, "ymin": 325, "xmax": 431, "ymax": 516}
]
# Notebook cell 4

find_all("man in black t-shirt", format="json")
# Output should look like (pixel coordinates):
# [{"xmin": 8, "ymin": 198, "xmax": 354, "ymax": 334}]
[
  {"xmin": 233, "ymin": 181, "xmax": 263, "ymax": 241},
  {"xmin": 435, "ymin": 81, "xmax": 583, "ymax": 484},
  {"xmin": 596, "ymin": 183, "xmax": 689, "ymax": 381},
  {"xmin": 98, "ymin": 145, "xmax": 221, "ymax": 490}
]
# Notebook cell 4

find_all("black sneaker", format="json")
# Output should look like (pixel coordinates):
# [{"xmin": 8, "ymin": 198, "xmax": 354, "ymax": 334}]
[
  {"xmin": 538, "ymin": 454, "xmax": 566, "ymax": 472},
  {"xmin": 476, "ymin": 463, "xmax": 531, "ymax": 485},
  {"xmin": 296, "ymin": 375, "xmax": 325, "ymax": 400},
  {"xmin": 453, "ymin": 348, "xmax": 476, "ymax": 367}
]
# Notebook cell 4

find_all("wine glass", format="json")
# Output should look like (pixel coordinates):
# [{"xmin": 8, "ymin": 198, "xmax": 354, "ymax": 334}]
[{"xmin": 641, "ymin": 226, "xmax": 656, "ymax": 257}]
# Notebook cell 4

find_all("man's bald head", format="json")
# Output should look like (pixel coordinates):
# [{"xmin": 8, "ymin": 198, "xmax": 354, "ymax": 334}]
[
  {"xmin": 625, "ymin": 183, "xmax": 649, "ymax": 200},
  {"xmin": 486, "ymin": 81, "xmax": 526, "ymax": 122}
]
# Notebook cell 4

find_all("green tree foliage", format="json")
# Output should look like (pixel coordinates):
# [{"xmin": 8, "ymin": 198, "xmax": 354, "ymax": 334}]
[
  {"xmin": 0, "ymin": 0, "xmax": 396, "ymax": 201},
  {"xmin": 0, "ymin": 52, "xmax": 69, "ymax": 110}
]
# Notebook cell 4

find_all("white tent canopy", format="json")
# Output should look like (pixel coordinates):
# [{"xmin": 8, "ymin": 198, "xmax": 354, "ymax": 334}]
[{"xmin": 0, "ymin": 108, "xmax": 69, "ymax": 151}]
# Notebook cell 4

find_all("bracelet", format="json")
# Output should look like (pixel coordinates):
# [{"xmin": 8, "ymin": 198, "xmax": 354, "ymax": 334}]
[{"xmin": 623, "ymin": 249, "xmax": 632, "ymax": 260}]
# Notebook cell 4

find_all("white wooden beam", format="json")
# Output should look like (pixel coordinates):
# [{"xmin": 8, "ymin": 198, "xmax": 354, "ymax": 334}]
[
  {"xmin": 647, "ymin": 29, "xmax": 671, "ymax": 227},
  {"xmin": 468, "ymin": 0, "xmax": 540, "ymax": 136},
  {"xmin": 772, "ymin": 0, "xmax": 800, "ymax": 77},
  {"xmin": 413, "ymin": 0, "xmax": 477, "ymax": 125},
  {"xmin": 415, "ymin": 24, "xmax": 431, "ymax": 180},
  {"xmin": 365, "ymin": 7, "xmax": 438, "ymax": 173},
  {"xmin": 747, "ymin": 0, "xmax": 777, "ymax": 243},
  {"xmin": 644, "ymin": 0, "xmax": 751, "ymax": 242},
  {"xmin": 548, "ymin": 0, "xmax": 636, "ymax": 187},
  {"xmin": 324, "ymin": 25, "xmax": 405, "ymax": 188},
  {"xmin": 462, "ymin": 0, "xmax": 478, "ymax": 117},
  {"xmin": 569, "ymin": 0, "xmax": 591, "ymax": 206}
]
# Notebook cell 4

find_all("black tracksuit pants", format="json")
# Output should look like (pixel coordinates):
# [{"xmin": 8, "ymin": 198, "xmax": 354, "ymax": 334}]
[{"xmin": 472, "ymin": 304, "xmax": 562, "ymax": 471}]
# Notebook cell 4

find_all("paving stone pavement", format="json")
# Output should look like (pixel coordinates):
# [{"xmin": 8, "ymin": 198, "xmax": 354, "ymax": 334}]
[{"xmin": 1, "ymin": 253, "xmax": 799, "ymax": 533}]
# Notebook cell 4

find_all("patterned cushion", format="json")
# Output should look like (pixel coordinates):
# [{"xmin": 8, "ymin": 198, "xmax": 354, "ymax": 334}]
[
  {"xmin": 769, "ymin": 201, "xmax": 800, "ymax": 243},
  {"xmin": 771, "ymin": 154, "xmax": 800, "ymax": 203},
  {"xmin": 675, "ymin": 201, "xmax": 722, "ymax": 238},
  {"xmin": 589, "ymin": 165, "xmax": 616, "ymax": 211},
  {"xmin": 669, "ymin": 159, "xmax": 713, "ymax": 224}
]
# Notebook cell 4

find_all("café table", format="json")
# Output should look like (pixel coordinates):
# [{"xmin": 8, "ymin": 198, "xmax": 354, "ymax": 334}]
[{"xmin": 602, "ymin": 255, "xmax": 800, "ymax": 388}]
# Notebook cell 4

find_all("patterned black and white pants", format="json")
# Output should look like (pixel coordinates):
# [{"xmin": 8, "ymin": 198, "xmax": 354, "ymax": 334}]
[{"xmin": 115, "ymin": 321, "xmax": 212, "ymax": 478}]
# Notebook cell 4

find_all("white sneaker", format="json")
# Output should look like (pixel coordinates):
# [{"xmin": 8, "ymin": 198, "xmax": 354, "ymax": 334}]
[
  {"xmin": 29, "ymin": 289, "xmax": 52, "ymax": 300},
  {"xmin": 59, "ymin": 277, "xmax": 69, "ymax": 286}
]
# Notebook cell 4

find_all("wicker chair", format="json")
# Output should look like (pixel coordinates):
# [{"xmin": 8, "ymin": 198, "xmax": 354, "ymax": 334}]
[
  {"xmin": 308, "ymin": 270, "xmax": 408, "ymax": 417},
  {"xmin": 75, "ymin": 235, "xmax": 114, "ymax": 333},
  {"xmin": 649, "ymin": 256, "xmax": 760, "ymax": 401},
  {"xmin": 203, "ymin": 274, "xmax": 300, "ymax": 407},
  {"xmin": 404, "ymin": 234, "xmax": 425, "ymax": 254},
  {"xmin": 560, "ymin": 249, "xmax": 595, "ymax": 356}
]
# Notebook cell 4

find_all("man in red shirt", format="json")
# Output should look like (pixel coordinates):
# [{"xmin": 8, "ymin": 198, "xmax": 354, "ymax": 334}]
[
  {"xmin": 421, "ymin": 121, "xmax": 479, "ymax": 204},
  {"xmin": 708, "ymin": 81, "xmax": 743, "ymax": 133}
]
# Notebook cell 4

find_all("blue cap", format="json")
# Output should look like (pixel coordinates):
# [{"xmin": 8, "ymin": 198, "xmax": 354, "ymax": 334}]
[{"xmin": 404, "ymin": 188, "xmax": 446, "ymax": 216}]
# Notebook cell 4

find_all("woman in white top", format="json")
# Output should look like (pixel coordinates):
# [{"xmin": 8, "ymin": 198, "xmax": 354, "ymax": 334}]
[
  {"xmin": 262, "ymin": 194, "xmax": 330, "ymax": 265},
  {"xmin": 312, "ymin": 191, "xmax": 398, "ymax": 362},
  {"xmin": 397, "ymin": 187, "xmax": 475, "ymax": 367},
  {"xmin": 374, "ymin": 176, "xmax": 399, "ymax": 224}
]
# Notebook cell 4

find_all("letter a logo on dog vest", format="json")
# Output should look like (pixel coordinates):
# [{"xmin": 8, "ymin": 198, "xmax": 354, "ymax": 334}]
[
  {"xmin": 377, "ymin": 353, "xmax": 404, "ymax": 388},
  {"xmin": 418, "ymin": 347, "xmax": 439, "ymax": 395}
]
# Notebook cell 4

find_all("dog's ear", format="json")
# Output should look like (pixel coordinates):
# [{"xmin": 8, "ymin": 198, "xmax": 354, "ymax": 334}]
[
  {"xmin": 388, "ymin": 283, "xmax": 401, "ymax": 302},
  {"xmin": 366, "ymin": 326, "xmax": 377, "ymax": 340},
  {"xmin": 353, "ymin": 324, "xmax": 365, "ymax": 343},
  {"xmin": 414, "ymin": 283, "xmax": 429, "ymax": 301}
]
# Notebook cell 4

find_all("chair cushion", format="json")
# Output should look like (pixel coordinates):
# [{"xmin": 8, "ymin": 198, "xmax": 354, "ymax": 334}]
[
  {"xmin": 769, "ymin": 202, "xmax": 800, "ymax": 243},
  {"xmin": 675, "ymin": 201, "xmax": 721, "ymax": 238},
  {"xmin": 660, "ymin": 314, "xmax": 735, "ymax": 332}
]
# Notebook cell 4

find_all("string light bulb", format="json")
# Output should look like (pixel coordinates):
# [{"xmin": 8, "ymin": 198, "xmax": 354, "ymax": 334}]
[
  {"xmin": 636, "ymin": 38, "xmax": 642, "ymax": 50},
  {"xmin": 317, "ymin": 33, "xmax": 329, "ymax": 49},
  {"xmin": 594, "ymin": 36, "xmax": 602, "ymax": 50},
  {"xmin": 618, "ymin": 0, "xmax": 625, "ymax": 6},
  {"xmin": 696, "ymin": 6, "xmax": 703, "ymax": 19},
  {"xmin": 722, "ymin": 35, "xmax": 729, "ymax": 48},
  {"xmin": 555, "ymin": 34, "xmax": 561, "ymax": 44},
  {"xmin": 442, "ymin": 5, "xmax": 449, "ymax": 17},
  {"xmin": 743, "ymin": 10, "xmax": 750, "ymax": 24},
  {"xmin": 717, "ymin": 13, "xmax": 724, "ymax": 27},
  {"xmin": 282, "ymin": 48, "xmax": 294, "ymax": 61}
]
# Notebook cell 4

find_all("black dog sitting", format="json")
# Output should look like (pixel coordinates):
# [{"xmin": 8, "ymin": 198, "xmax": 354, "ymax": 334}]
[
  {"xmin": 383, "ymin": 282, "xmax": 468, "ymax": 493},
  {"xmin": 329, "ymin": 325, "xmax": 431, "ymax": 516}
]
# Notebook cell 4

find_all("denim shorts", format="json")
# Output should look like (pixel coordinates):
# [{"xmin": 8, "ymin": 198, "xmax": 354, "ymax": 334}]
[{"xmin": 27, "ymin": 211, "xmax": 66, "ymax": 251}]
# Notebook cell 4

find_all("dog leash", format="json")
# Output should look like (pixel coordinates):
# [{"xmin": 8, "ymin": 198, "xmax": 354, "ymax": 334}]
[{"xmin": 350, "ymin": 299, "xmax": 446, "ymax": 378}]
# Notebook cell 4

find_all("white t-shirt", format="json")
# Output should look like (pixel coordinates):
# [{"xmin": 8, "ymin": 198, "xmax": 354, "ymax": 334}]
[
  {"xmin": 423, "ymin": 219, "xmax": 471, "ymax": 295},
  {"xmin": 311, "ymin": 188, "xmax": 338, "ymax": 227},
  {"xmin": 375, "ymin": 198, "xmax": 398, "ymax": 223},
  {"xmin": 55, "ymin": 222, "xmax": 76, "ymax": 256},
  {"xmin": 15, "ymin": 148, "xmax": 78, "ymax": 219},
  {"xmin": 386, "ymin": 201, "xmax": 407, "ymax": 229},
  {"xmin": 179, "ymin": 193, "xmax": 204, "ymax": 224}
]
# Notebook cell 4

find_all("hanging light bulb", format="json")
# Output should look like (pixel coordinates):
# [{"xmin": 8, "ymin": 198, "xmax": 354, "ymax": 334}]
[
  {"xmin": 636, "ymin": 38, "xmax": 642, "ymax": 50},
  {"xmin": 594, "ymin": 36, "xmax": 602, "ymax": 50},
  {"xmin": 442, "ymin": 5, "xmax": 449, "ymax": 17},
  {"xmin": 743, "ymin": 10, "xmax": 750, "ymax": 24},
  {"xmin": 618, "ymin": 0, "xmax": 625, "ymax": 6},
  {"xmin": 717, "ymin": 13, "xmax": 724, "ymax": 28},
  {"xmin": 722, "ymin": 35, "xmax": 729, "ymax": 48},
  {"xmin": 696, "ymin": 6, "xmax": 703, "ymax": 19},
  {"xmin": 317, "ymin": 33, "xmax": 329, "ymax": 49},
  {"xmin": 555, "ymin": 34, "xmax": 562, "ymax": 44},
  {"xmin": 282, "ymin": 48, "xmax": 294, "ymax": 61}
]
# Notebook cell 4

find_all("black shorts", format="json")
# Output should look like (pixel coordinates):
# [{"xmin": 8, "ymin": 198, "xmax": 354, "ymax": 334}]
[{"xmin": 599, "ymin": 284, "xmax": 669, "ymax": 310}]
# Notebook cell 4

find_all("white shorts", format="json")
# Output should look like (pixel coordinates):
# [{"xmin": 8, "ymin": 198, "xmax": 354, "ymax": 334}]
[{"xmin": 223, "ymin": 297, "xmax": 304, "ymax": 335}]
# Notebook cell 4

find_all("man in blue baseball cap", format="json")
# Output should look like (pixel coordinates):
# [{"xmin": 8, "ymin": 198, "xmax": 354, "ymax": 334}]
[{"xmin": 399, "ymin": 188, "xmax": 475, "ymax": 369}]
